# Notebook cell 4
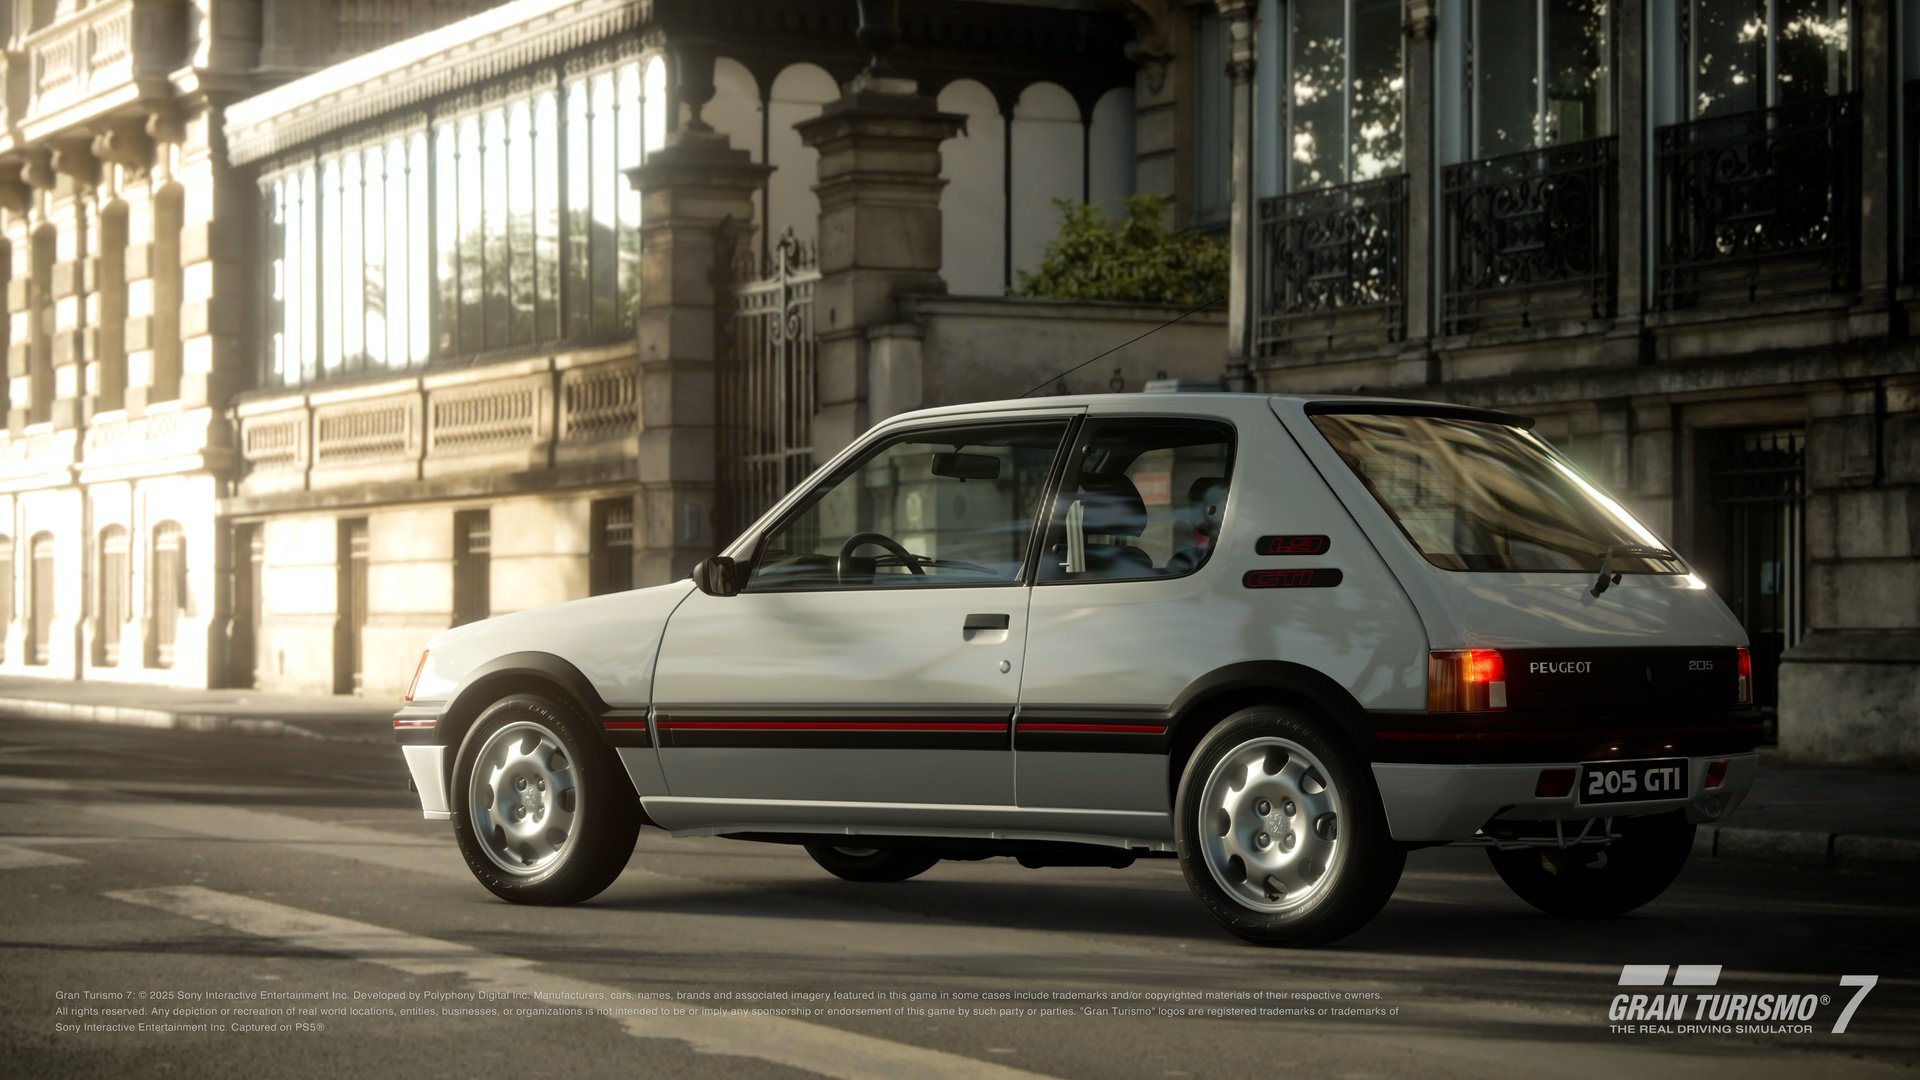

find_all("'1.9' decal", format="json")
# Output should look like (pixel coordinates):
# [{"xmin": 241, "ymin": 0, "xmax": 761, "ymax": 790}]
[{"xmin": 1255, "ymin": 535, "xmax": 1332, "ymax": 556}]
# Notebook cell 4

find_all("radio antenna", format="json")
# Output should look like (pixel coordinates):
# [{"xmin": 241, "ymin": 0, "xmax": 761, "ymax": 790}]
[{"xmin": 1015, "ymin": 293, "xmax": 1222, "ymax": 398}]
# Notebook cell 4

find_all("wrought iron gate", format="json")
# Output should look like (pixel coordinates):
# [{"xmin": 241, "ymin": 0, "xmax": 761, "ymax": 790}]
[
  {"xmin": 717, "ymin": 224, "xmax": 819, "ymax": 542},
  {"xmin": 1706, "ymin": 429, "xmax": 1806, "ymax": 731}
]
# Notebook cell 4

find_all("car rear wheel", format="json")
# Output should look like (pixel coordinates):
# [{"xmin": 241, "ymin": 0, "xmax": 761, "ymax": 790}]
[
  {"xmin": 451, "ymin": 693, "xmax": 640, "ymax": 905},
  {"xmin": 1174, "ymin": 707, "xmax": 1404, "ymax": 947},
  {"xmin": 1487, "ymin": 810, "xmax": 1695, "ymax": 917},
  {"xmin": 803, "ymin": 845, "xmax": 941, "ymax": 883}
]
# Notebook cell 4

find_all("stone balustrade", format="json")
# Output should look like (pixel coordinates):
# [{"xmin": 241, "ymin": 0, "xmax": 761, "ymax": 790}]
[
  {"xmin": 236, "ymin": 353, "xmax": 642, "ymax": 496},
  {"xmin": 20, "ymin": 0, "xmax": 188, "ymax": 131}
]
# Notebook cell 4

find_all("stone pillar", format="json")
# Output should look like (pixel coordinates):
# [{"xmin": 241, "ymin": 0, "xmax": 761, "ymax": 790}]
[
  {"xmin": 1605, "ymin": 0, "xmax": 1649, "ymax": 365},
  {"xmin": 1396, "ymin": 0, "xmax": 1437, "ymax": 387},
  {"xmin": 796, "ymin": 73, "xmax": 964, "ymax": 458},
  {"xmin": 1219, "ymin": 0, "xmax": 1255, "ymax": 390},
  {"xmin": 626, "ymin": 132, "xmax": 771, "ymax": 586},
  {"xmin": 172, "ymin": 101, "xmax": 254, "ymax": 414},
  {"xmin": 48, "ymin": 142, "xmax": 99, "ymax": 433},
  {"xmin": 1778, "ymin": 376, "xmax": 1920, "ymax": 764},
  {"xmin": 1850, "ymin": 0, "xmax": 1894, "ymax": 338}
]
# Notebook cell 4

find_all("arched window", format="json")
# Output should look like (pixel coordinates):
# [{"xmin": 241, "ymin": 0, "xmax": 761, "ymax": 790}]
[
  {"xmin": 96, "ymin": 526, "xmax": 130, "ymax": 666},
  {"xmin": 28, "ymin": 532, "xmax": 54, "ymax": 666},
  {"xmin": 149, "ymin": 521, "xmax": 186, "ymax": 669}
]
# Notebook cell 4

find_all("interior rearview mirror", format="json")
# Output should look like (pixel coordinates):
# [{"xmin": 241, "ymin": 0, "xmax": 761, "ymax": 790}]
[
  {"xmin": 691, "ymin": 555, "xmax": 740, "ymax": 597},
  {"xmin": 931, "ymin": 452, "xmax": 1001, "ymax": 481}
]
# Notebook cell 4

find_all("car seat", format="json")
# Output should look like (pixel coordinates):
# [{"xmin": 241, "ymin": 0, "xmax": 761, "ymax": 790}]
[{"xmin": 1076, "ymin": 472, "xmax": 1155, "ymax": 577}]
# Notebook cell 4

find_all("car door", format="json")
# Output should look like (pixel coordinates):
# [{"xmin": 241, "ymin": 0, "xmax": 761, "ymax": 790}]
[
  {"xmin": 1016, "ymin": 415, "xmax": 1239, "ymax": 818},
  {"xmin": 647, "ymin": 413, "xmax": 1074, "ymax": 831}
]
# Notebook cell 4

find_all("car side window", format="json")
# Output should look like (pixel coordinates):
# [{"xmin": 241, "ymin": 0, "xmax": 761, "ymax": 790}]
[
  {"xmin": 1039, "ymin": 418, "xmax": 1235, "ymax": 583},
  {"xmin": 745, "ymin": 420, "xmax": 1070, "ymax": 591}
]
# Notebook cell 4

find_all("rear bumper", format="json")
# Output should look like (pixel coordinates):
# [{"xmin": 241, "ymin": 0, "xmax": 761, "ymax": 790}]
[{"xmin": 1371, "ymin": 752, "xmax": 1759, "ymax": 842}]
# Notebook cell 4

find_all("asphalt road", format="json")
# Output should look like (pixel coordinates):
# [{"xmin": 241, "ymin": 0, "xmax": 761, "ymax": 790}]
[{"xmin": 0, "ymin": 715, "xmax": 1914, "ymax": 1080}]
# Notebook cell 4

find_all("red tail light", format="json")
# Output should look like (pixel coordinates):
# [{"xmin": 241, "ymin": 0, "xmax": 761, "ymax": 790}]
[
  {"xmin": 1735, "ymin": 647, "xmax": 1752, "ymax": 706},
  {"xmin": 1428, "ymin": 649, "xmax": 1507, "ymax": 713}
]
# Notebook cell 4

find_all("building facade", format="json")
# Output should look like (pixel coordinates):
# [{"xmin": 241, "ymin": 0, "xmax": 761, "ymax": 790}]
[
  {"xmin": 2, "ymin": 0, "xmax": 1228, "ymax": 699},
  {"xmin": 3, "ymin": 0, "xmax": 1909, "ymax": 763},
  {"xmin": 1219, "ymin": 0, "xmax": 1916, "ymax": 761}
]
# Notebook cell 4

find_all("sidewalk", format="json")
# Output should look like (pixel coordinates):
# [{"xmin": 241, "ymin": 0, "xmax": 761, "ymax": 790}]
[
  {"xmin": 0, "ymin": 675, "xmax": 393, "ymax": 744},
  {"xmin": 1, "ymin": 674, "xmax": 1913, "ymax": 876}
]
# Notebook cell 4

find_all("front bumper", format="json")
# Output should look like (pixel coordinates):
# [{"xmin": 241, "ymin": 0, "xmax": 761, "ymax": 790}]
[
  {"xmin": 402, "ymin": 745, "xmax": 453, "ymax": 821},
  {"xmin": 1371, "ymin": 752, "xmax": 1759, "ymax": 842}
]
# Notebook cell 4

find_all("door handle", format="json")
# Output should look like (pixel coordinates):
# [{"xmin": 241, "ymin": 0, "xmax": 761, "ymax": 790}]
[{"xmin": 964, "ymin": 613, "xmax": 1010, "ymax": 631}]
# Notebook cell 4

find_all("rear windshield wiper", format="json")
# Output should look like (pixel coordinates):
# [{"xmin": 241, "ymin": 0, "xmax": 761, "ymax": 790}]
[{"xmin": 1592, "ymin": 544, "xmax": 1682, "ymax": 597}]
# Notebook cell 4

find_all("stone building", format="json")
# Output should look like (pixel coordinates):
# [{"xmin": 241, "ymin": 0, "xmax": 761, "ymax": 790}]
[
  {"xmin": 3, "ymin": 0, "xmax": 1909, "ymax": 764},
  {"xmin": 1212, "ymin": 0, "xmax": 1916, "ymax": 761},
  {"xmin": 0, "ymin": 0, "xmax": 1228, "ymax": 698}
]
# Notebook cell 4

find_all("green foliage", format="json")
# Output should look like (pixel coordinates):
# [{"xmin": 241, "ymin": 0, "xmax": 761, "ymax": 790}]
[{"xmin": 1011, "ymin": 194, "xmax": 1227, "ymax": 306}]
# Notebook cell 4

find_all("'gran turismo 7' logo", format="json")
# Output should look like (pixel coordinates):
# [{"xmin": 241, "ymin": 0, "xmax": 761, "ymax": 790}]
[{"xmin": 1609, "ymin": 965, "xmax": 1877, "ymax": 1035}]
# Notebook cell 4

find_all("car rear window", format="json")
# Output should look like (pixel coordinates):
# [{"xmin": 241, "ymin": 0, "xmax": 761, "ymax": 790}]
[{"xmin": 1311, "ymin": 412, "xmax": 1679, "ymax": 574}]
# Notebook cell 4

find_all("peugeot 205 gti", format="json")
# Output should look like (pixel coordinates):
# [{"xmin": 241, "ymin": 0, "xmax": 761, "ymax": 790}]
[{"xmin": 394, "ymin": 394, "xmax": 1761, "ymax": 946}]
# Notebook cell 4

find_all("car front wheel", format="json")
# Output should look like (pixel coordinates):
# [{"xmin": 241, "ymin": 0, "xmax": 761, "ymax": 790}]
[
  {"xmin": 1174, "ymin": 707, "xmax": 1404, "ymax": 947},
  {"xmin": 451, "ymin": 693, "xmax": 640, "ymax": 905},
  {"xmin": 1486, "ymin": 810, "xmax": 1695, "ymax": 917}
]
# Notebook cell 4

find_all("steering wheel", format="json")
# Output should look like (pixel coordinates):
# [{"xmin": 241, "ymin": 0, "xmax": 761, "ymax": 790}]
[{"xmin": 837, "ymin": 531, "xmax": 926, "ymax": 584}]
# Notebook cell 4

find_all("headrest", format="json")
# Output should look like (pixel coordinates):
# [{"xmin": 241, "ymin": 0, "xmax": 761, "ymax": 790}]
[
  {"xmin": 1077, "ymin": 472, "xmax": 1148, "ymax": 538},
  {"xmin": 1187, "ymin": 476, "xmax": 1228, "ymax": 538}
]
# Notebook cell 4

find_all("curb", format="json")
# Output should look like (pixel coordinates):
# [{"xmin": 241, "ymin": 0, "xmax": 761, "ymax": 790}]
[
  {"xmin": 0, "ymin": 696, "xmax": 392, "ymax": 745},
  {"xmin": 1697, "ymin": 823, "xmax": 1920, "ymax": 877}
]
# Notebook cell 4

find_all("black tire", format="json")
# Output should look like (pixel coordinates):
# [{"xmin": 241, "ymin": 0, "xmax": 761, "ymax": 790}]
[
  {"xmin": 1174, "ymin": 707, "xmax": 1404, "ymax": 947},
  {"xmin": 803, "ymin": 845, "xmax": 941, "ymax": 883},
  {"xmin": 1487, "ymin": 810, "xmax": 1695, "ymax": 917},
  {"xmin": 450, "ymin": 692, "xmax": 640, "ymax": 905}
]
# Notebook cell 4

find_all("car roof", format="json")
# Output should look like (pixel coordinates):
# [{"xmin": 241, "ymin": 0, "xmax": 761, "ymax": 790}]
[{"xmin": 878, "ymin": 392, "xmax": 1533, "ymax": 428}]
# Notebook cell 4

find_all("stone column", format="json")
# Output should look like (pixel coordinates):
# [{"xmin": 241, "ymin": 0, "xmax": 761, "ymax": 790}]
[
  {"xmin": 48, "ymin": 142, "xmax": 99, "ymax": 433},
  {"xmin": 1604, "ymin": 0, "xmax": 1650, "ymax": 365},
  {"xmin": 796, "ymin": 73, "xmax": 964, "ymax": 457},
  {"xmin": 626, "ymin": 132, "xmax": 771, "ymax": 586},
  {"xmin": 172, "ymin": 101, "xmax": 255, "ymax": 415},
  {"xmin": 1396, "ymin": 0, "xmax": 1437, "ymax": 387},
  {"xmin": 1219, "ymin": 0, "xmax": 1256, "ymax": 390},
  {"xmin": 1849, "ymin": 0, "xmax": 1893, "ymax": 339}
]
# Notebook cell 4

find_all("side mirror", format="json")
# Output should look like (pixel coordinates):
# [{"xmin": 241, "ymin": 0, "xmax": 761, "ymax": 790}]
[{"xmin": 691, "ymin": 555, "xmax": 740, "ymax": 597}]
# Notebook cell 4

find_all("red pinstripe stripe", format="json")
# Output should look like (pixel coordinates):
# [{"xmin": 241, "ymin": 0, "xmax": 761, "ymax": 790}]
[
  {"xmin": 602, "ymin": 721, "xmax": 651, "ymax": 730},
  {"xmin": 392, "ymin": 719, "xmax": 436, "ymax": 728},
  {"xmin": 1019, "ymin": 723, "xmax": 1166, "ymax": 734}
]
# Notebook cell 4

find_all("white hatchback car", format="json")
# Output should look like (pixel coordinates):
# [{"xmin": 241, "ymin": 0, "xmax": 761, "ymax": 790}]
[{"xmin": 396, "ymin": 393, "xmax": 1761, "ymax": 946}]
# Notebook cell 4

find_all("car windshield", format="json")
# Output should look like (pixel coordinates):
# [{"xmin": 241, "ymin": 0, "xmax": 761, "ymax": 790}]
[{"xmin": 1311, "ymin": 411, "xmax": 1682, "ymax": 574}]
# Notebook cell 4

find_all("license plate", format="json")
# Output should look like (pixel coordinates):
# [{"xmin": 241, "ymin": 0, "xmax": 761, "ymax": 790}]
[{"xmin": 1579, "ymin": 759, "xmax": 1688, "ymax": 805}]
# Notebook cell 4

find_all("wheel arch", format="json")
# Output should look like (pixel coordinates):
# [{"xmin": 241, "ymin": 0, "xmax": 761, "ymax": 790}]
[
  {"xmin": 1163, "ymin": 661, "xmax": 1370, "ymax": 796},
  {"xmin": 437, "ymin": 651, "xmax": 611, "ymax": 752}
]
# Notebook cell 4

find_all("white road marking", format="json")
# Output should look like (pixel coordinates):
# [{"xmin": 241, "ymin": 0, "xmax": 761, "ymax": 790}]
[
  {"xmin": 0, "ymin": 843, "xmax": 83, "ymax": 869},
  {"xmin": 110, "ymin": 886, "xmax": 1056, "ymax": 1080},
  {"xmin": 83, "ymin": 802, "xmax": 472, "ymax": 882}
]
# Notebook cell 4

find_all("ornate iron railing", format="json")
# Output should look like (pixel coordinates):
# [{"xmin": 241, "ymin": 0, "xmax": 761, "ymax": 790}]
[
  {"xmin": 1905, "ymin": 81, "xmax": 1919, "ymax": 285},
  {"xmin": 1654, "ymin": 94, "xmax": 1860, "ymax": 309},
  {"xmin": 716, "ymin": 223, "xmax": 820, "ymax": 543},
  {"xmin": 1442, "ymin": 137, "xmax": 1616, "ymax": 334},
  {"xmin": 1254, "ymin": 175, "xmax": 1407, "ymax": 353}
]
